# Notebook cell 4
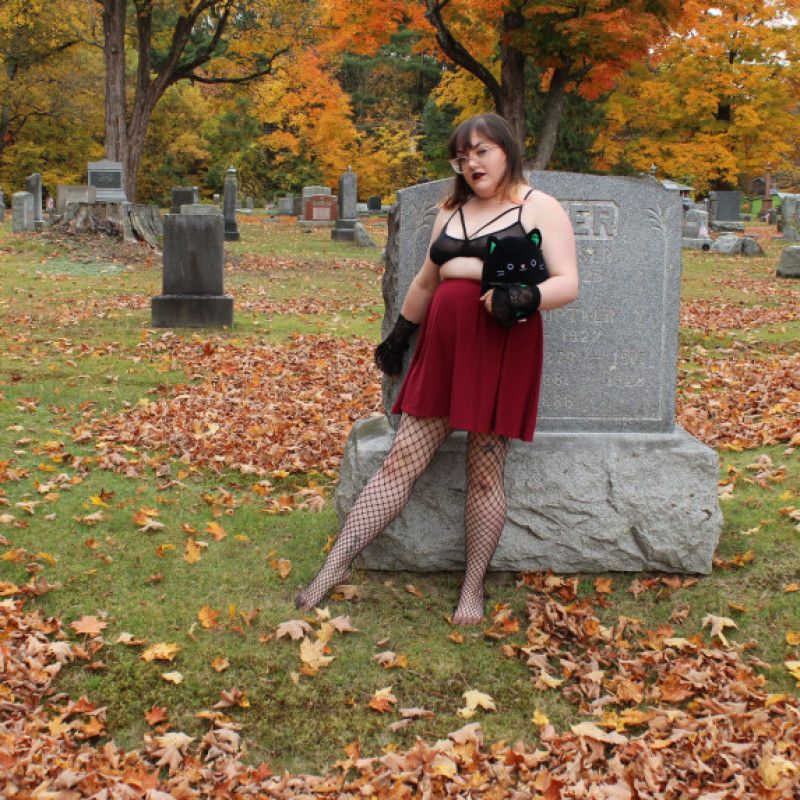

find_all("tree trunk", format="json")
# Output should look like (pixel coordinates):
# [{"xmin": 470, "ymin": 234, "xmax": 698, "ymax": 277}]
[
  {"xmin": 102, "ymin": 0, "xmax": 128, "ymax": 165},
  {"xmin": 497, "ymin": 9, "xmax": 527, "ymax": 150},
  {"xmin": 0, "ymin": 58, "xmax": 16, "ymax": 161},
  {"xmin": 125, "ymin": 91, "xmax": 158, "ymax": 203},
  {"xmin": 532, "ymin": 66, "xmax": 570, "ymax": 169}
]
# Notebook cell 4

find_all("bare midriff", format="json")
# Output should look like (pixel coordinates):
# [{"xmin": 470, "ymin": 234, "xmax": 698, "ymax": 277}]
[{"xmin": 439, "ymin": 257, "xmax": 483, "ymax": 282}]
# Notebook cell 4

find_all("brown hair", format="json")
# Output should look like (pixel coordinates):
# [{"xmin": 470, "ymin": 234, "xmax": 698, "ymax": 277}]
[{"xmin": 441, "ymin": 113, "xmax": 526, "ymax": 210}]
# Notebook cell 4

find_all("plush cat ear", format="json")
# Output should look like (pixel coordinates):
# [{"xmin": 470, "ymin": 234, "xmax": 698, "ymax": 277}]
[
  {"xmin": 487, "ymin": 235, "xmax": 499, "ymax": 254},
  {"xmin": 528, "ymin": 228, "xmax": 542, "ymax": 247}
]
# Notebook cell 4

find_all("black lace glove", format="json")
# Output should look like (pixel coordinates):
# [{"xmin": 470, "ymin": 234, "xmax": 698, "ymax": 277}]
[
  {"xmin": 374, "ymin": 314, "xmax": 420, "ymax": 375},
  {"xmin": 491, "ymin": 285, "xmax": 541, "ymax": 329}
]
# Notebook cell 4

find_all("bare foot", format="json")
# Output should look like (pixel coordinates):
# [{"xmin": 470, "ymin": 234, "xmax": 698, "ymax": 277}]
[
  {"xmin": 294, "ymin": 566, "xmax": 351, "ymax": 611},
  {"xmin": 451, "ymin": 591, "xmax": 485, "ymax": 625}
]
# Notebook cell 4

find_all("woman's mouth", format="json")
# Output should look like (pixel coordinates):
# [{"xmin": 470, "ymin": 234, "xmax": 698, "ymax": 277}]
[{"xmin": 471, "ymin": 171, "xmax": 486, "ymax": 181}]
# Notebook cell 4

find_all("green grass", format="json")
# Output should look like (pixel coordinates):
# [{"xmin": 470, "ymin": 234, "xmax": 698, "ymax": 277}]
[{"xmin": 1, "ymin": 216, "xmax": 798, "ymax": 774}]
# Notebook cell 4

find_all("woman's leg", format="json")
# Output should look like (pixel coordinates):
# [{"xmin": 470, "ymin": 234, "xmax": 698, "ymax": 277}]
[
  {"xmin": 295, "ymin": 414, "xmax": 451, "ymax": 610},
  {"xmin": 452, "ymin": 432, "xmax": 510, "ymax": 624}
]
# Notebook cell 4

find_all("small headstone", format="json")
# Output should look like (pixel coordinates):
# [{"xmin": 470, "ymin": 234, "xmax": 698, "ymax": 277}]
[
  {"xmin": 181, "ymin": 204, "xmax": 222, "ymax": 216},
  {"xmin": 332, "ymin": 167, "xmax": 358, "ymax": 242},
  {"xmin": 24, "ymin": 173, "xmax": 43, "ymax": 227},
  {"xmin": 299, "ymin": 194, "xmax": 338, "ymax": 225},
  {"xmin": 223, "ymin": 167, "xmax": 240, "ymax": 241},
  {"xmin": 357, "ymin": 202, "xmax": 369, "ymax": 215},
  {"xmin": 213, "ymin": 193, "xmax": 221, "ymax": 202},
  {"xmin": 151, "ymin": 214, "xmax": 233, "ymax": 326},
  {"xmin": 779, "ymin": 194, "xmax": 800, "ymax": 231},
  {"xmin": 12, "ymin": 192, "xmax": 36, "ymax": 232},
  {"xmin": 171, "ymin": 187, "xmax": 199, "ymax": 214},
  {"xmin": 367, "ymin": 195, "xmax": 382, "ymax": 212},
  {"xmin": 353, "ymin": 221, "xmax": 377, "ymax": 248},
  {"xmin": 292, "ymin": 195, "xmax": 303, "ymax": 215},
  {"xmin": 87, "ymin": 160, "xmax": 127, "ymax": 203},
  {"xmin": 0, "ymin": 189, "xmax": 4, "ymax": 223},
  {"xmin": 776, "ymin": 246, "xmax": 800, "ymax": 278},
  {"xmin": 276, "ymin": 195, "xmax": 294, "ymax": 215},
  {"xmin": 782, "ymin": 225, "xmax": 799, "ymax": 241},
  {"xmin": 246, "ymin": 196, "xmax": 254, "ymax": 211}
]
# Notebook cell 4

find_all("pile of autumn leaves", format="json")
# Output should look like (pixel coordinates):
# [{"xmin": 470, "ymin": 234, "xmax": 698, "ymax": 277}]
[{"xmin": 2, "ymin": 574, "xmax": 799, "ymax": 798}]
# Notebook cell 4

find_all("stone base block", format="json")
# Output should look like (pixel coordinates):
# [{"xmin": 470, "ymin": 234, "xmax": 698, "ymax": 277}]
[
  {"xmin": 331, "ymin": 227, "xmax": 357, "ymax": 242},
  {"xmin": 224, "ymin": 230, "xmax": 240, "ymax": 241},
  {"xmin": 681, "ymin": 237, "xmax": 711, "ymax": 251},
  {"xmin": 297, "ymin": 218, "xmax": 335, "ymax": 227},
  {"xmin": 151, "ymin": 295, "xmax": 233, "ymax": 327},
  {"xmin": 336, "ymin": 417, "xmax": 722, "ymax": 574}
]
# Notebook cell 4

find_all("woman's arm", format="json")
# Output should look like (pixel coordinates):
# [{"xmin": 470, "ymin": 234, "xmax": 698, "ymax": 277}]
[
  {"xmin": 528, "ymin": 192, "xmax": 579, "ymax": 311},
  {"xmin": 399, "ymin": 210, "xmax": 447, "ymax": 322}
]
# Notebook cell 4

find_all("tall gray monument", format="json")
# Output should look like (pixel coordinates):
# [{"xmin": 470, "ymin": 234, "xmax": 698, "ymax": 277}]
[
  {"xmin": 223, "ymin": 167, "xmax": 240, "ymax": 241},
  {"xmin": 24, "ymin": 173, "xmax": 43, "ymax": 228},
  {"xmin": 337, "ymin": 173, "xmax": 722, "ymax": 574},
  {"xmin": 151, "ymin": 211, "xmax": 233, "ymax": 327},
  {"xmin": 332, "ymin": 167, "xmax": 358, "ymax": 242}
]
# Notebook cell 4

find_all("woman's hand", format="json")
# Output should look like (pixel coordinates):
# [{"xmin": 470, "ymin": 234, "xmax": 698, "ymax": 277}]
[{"xmin": 480, "ymin": 288, "xmax": 494, "ymax": 315}]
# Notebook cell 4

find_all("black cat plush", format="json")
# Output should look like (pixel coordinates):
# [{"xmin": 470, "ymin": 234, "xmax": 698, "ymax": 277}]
[
  {"xmin": 481, "ymin": 228, "xmax": 549, "ymax": 328},
  {"xmin": 480, "ymin": 227, "xmax": 549, "ymax": 295}
]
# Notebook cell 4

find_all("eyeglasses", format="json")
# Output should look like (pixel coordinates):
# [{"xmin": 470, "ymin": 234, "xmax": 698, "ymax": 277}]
[{"xmin": 449, "ymin": 143, "xmax": 500, "ymax": 174}]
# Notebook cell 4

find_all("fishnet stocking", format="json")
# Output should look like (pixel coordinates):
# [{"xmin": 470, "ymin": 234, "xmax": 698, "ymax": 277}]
[
  {"xmin": 295, "ymin": 414, "xmax": 451, "ymax": 610},
  {"xmin": 452, "ymin": 432, "xmax": 510, "ymax": 624}
]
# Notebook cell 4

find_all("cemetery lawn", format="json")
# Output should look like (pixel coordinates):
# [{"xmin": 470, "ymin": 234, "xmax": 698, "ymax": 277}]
[{"xmin": 0, "ymin": 216, "xmax": 798, "ymax": 776}]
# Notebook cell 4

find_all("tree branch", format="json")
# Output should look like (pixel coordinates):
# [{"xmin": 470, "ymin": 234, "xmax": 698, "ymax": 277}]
[
  {"xmin": 185, "ymin": 48, "xmax": 290, "ymax": 84},
  {"xmin": 424, "ymin": 0, "xmax": 501, "ymax": 108}
]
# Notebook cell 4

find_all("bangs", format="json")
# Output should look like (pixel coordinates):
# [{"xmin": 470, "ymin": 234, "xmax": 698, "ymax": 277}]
[{"xmin": 450, "ymin": 117, "xmax": 494, "ymax": 156}]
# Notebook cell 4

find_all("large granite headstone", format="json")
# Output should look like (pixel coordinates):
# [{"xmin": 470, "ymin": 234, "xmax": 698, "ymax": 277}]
[
  {"xmin": 332, "ymin": 168, "xmax": 358, "ymax": 242},
  {"xmin": 338, "ymin": 173, "xmax": 722, "ymax": 574},
  {"xmin": 151, "ymin": 213, "xmax": 233, "ymax": 327},
  {"xmin": 12, "ymin": 192, "xmax": 35, "ymax": 232},
  {"xmin": 24, "ymin": 173, "xmax": 43, "ymax": 227},
  {"xmin": 87, "ymin": 160, "xmax": 127, "ymax": 203},
  {"xmin": 171, "ymin": 186, "xmax": 199, "ymax": 214},
  {"xmin": 223, "ymin": 167, "xmax": 240, "ymax": 241}
]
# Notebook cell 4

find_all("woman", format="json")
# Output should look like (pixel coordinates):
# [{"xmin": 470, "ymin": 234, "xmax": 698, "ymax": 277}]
[{"xmin": 296, "ymin": 113, "xmax": 578, "ymax": 624}]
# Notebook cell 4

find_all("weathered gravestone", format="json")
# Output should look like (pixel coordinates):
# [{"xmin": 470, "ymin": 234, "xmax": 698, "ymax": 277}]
[
  {"xmin": 87, "ymin": 160, "xmax": 127, "ymax": 203},
  {"xmin": 0, "ymin": 189, "xmax": 4, "ymax": 223},
  {"xmin": 25, "ymin": 173, "xmax": 43, "ymax": 228},
  {"xmin": 332, "ymin": 168, "xmax": 358, "ymax": 241},
  {"xmin": 276, "ymin": 195, "xmax": 294, "ymax": 215},
  {"xmin": 368, "ymin": 195, "xmax": 382, "ymax": 212},
  {"xmin": 779, "ymin": 194, "xmax": 800, "ymax": 232},
  {"xmin": 151, "ymin": 211, "xmax": 233, "ymax": 327},
  {"xmin": 337, "ymin": 173, "xmax": 722, "ymax": 574},
  {"xmin": 12, "ymin": 192, "xmax": 35, "ymax": 232},
  {"xmin": 171, "ymin": 186, "xmax": 199, "ymax": 214},
  {"xmin": 56, "ymin": 186, "xmax": 97, "ymax": 213},
  {"xmin": 777, "ymin": 246, "xmax": 800, "ymax": 278},
  {"xmin": 223, "ymin": 167, "xmax": 240, "ymax": 241},
  {"xmin": 709, "ymin": 191, "xmax": 743, "ymax": 232}
]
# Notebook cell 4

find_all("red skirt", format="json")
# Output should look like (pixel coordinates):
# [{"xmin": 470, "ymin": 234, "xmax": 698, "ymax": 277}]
[{"xmin": 392, "ymin": 278, "xmax": 544, "ymax": 441}]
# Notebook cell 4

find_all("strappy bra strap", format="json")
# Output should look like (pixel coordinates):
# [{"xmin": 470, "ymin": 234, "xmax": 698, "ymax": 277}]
[
  {"xmin": 468, "ymin": 205, "xmax": 520, "ymax": 239},
  {"xmin": 458, "ymin": 206, "xmax": 468, "ymax": 239}
]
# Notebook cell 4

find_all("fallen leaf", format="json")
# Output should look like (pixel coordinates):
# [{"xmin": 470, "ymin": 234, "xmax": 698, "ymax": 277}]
[
  {"xmin": 161, "ymin": 671, "xmax": 183, "ymax": 684},
  {"xmin": 368, "ymin": 686, "xmax": 397, "ymax": 712},
  {"xmin": 70, "ymin": 615, "xmax": 107, "ymax": 637},
  {"xmin": 142, "ymin": 642, "xmax": 180, "ymax": 662}
]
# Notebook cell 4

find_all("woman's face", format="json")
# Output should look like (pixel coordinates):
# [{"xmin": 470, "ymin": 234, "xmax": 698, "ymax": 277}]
[{"xmin": 456, "ymin": 133, "xmax": 508, "ymax": 199}]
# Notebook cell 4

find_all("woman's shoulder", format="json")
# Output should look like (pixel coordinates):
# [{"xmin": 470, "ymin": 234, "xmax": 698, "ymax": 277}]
[{"xmin": 521, "ymin": 188, "xmax": 570, "ymax": 228}]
